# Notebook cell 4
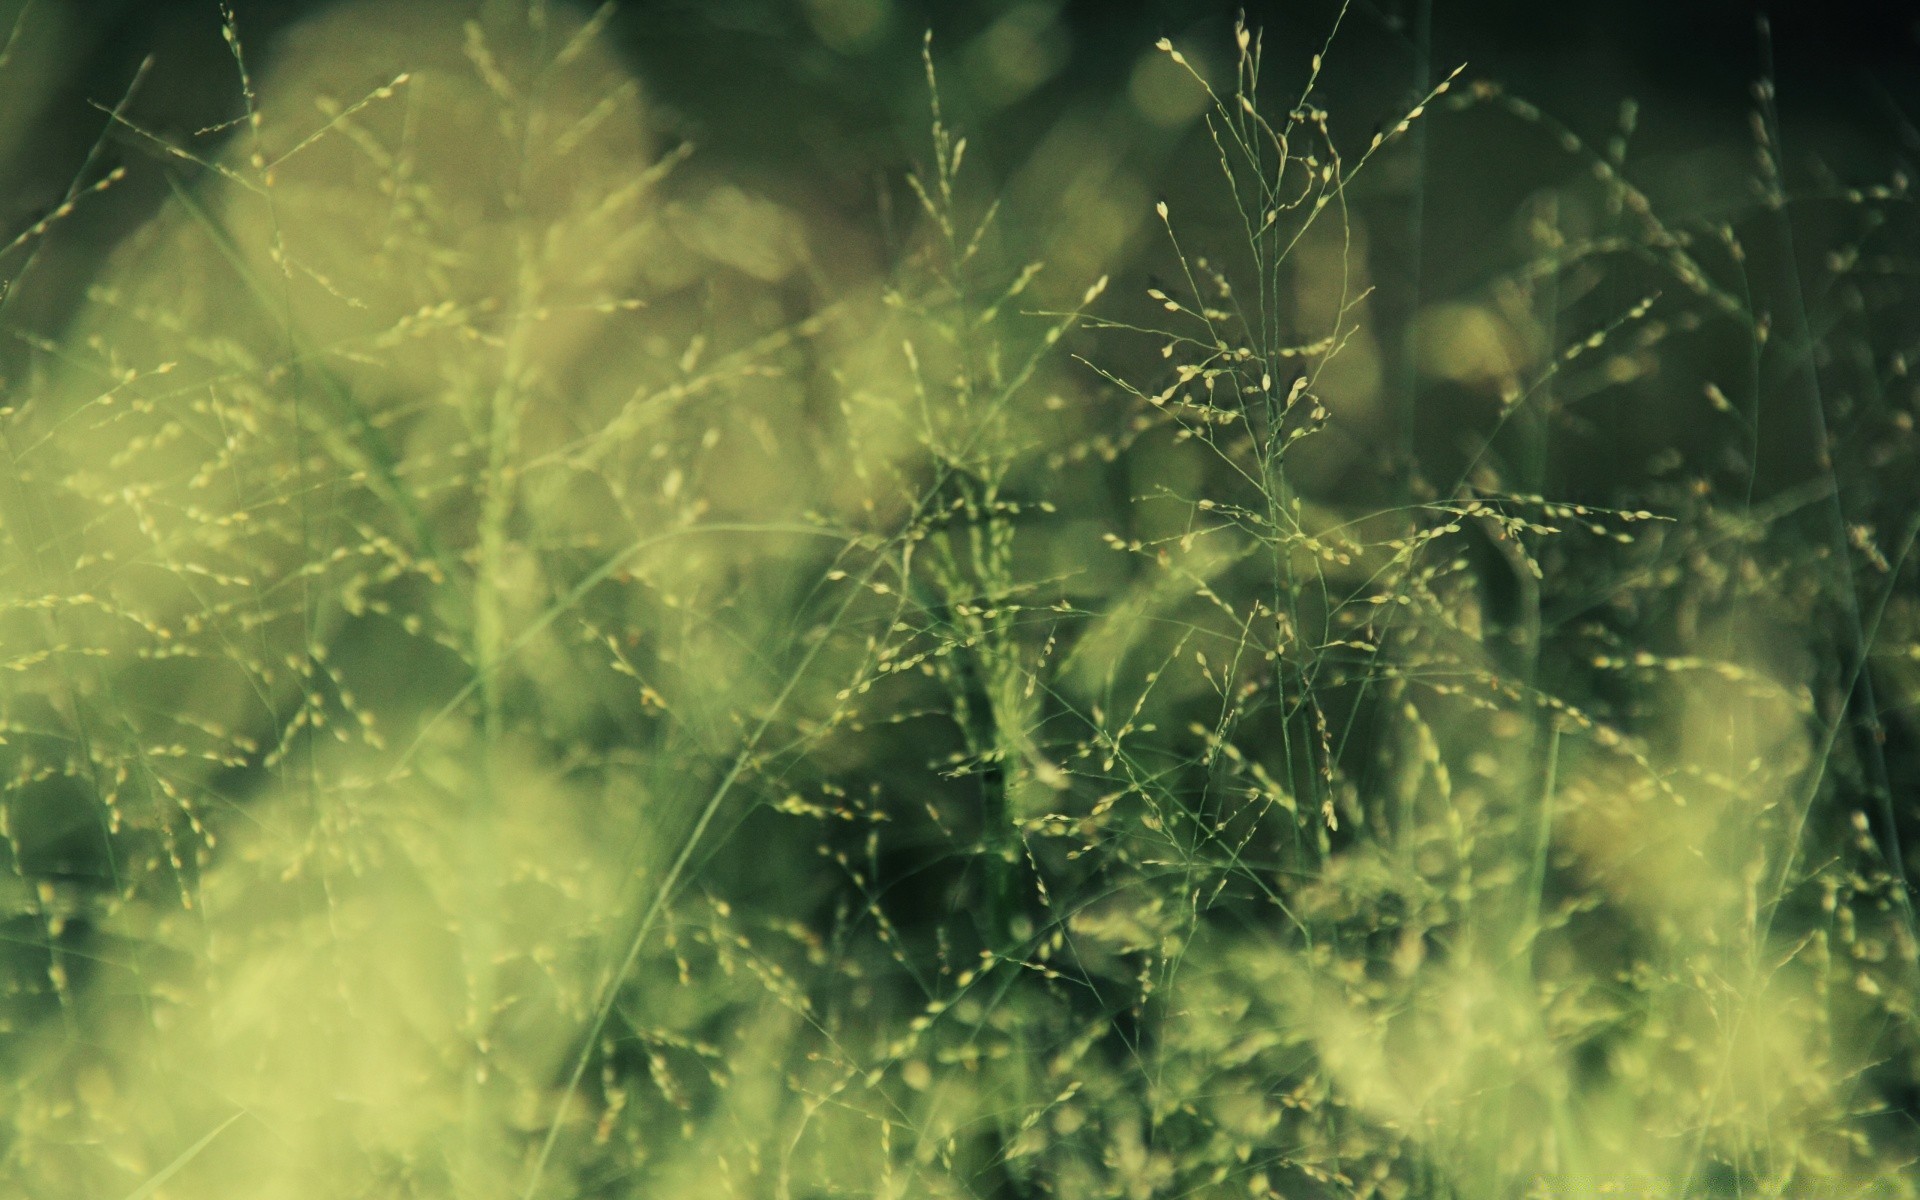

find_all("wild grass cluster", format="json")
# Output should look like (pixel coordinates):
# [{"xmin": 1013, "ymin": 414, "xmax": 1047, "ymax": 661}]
[{"xmin": 1, "ymin": 2, "xmax": 1917, "ymax": 1197}]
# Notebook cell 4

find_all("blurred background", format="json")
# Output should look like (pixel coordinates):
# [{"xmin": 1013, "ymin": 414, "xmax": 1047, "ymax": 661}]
[
  {"xmin": 9, "ymin": 0, "xmax": 1920, "ymax": 515},
  {"xmin": 10, "ymin": 0, "xmax": 1920, "ymax": 328}
]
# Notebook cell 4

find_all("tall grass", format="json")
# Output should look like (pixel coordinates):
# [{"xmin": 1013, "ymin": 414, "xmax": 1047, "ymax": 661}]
[{"xmin": 1, "ymin": 2, "xmax": 1916, "ymax": 1198}]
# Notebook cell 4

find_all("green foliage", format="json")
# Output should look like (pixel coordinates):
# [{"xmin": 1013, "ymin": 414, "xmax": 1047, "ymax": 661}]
[{"xmin": 1, "ymin": 3, "xmax": 1917, "ymax": 1198}]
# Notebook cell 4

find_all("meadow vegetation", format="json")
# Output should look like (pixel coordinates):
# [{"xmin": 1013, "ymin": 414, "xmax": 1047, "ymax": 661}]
[{"xmin": 1, "ymin": 2, "xmax": 1916, "ymax": 1197}]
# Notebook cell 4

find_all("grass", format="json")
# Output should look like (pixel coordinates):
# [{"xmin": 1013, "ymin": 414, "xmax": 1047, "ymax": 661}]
[{"xmin": 1, "ymin": 2, "xmax": 1917, "ymax": 1197}]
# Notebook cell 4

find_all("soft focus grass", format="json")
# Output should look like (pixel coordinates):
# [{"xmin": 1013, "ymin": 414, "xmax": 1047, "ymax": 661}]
[{"xmin": 1, "ymin": 2, "xmax": 1917, "ymax": 1198}]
